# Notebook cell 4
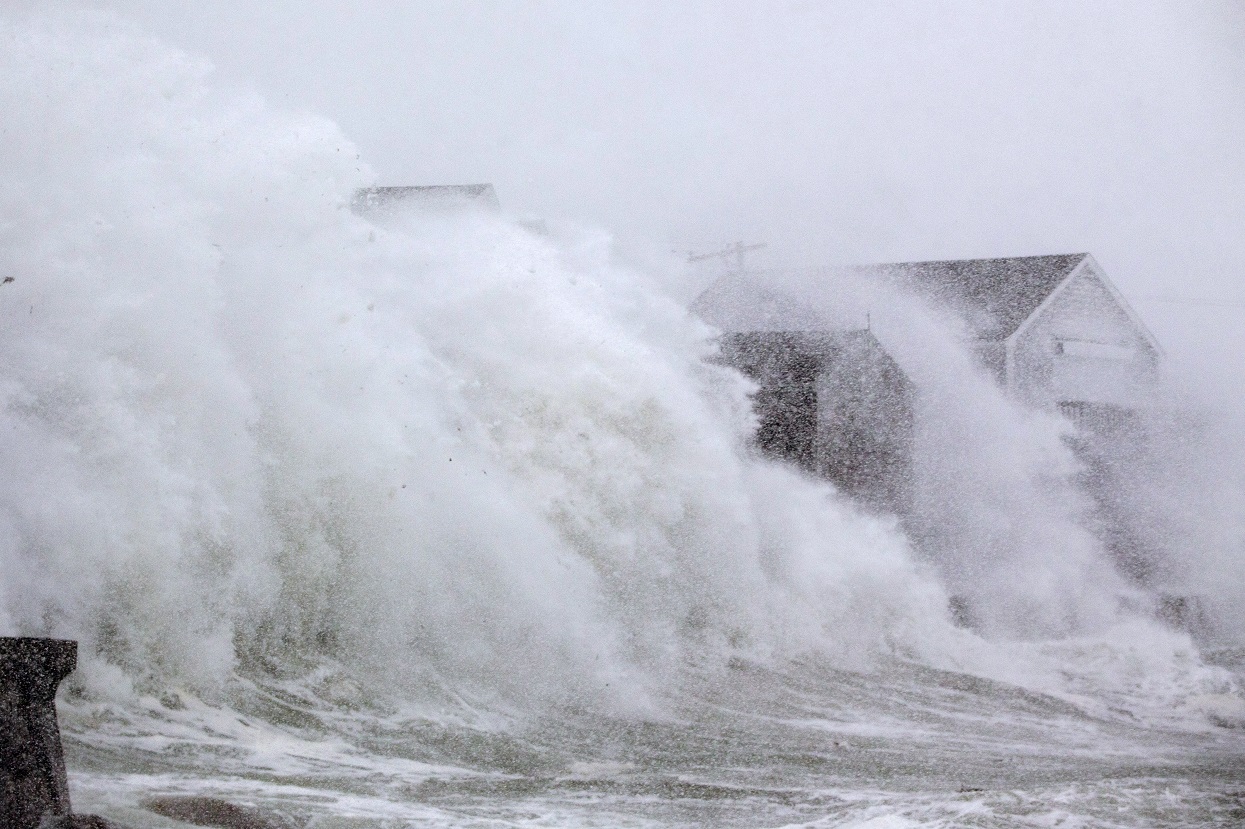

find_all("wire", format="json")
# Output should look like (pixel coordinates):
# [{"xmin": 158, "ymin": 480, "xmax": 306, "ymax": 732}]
[{"xmin": 1134, "ymin": 296, "xmax": 1245, "ymax": 309}]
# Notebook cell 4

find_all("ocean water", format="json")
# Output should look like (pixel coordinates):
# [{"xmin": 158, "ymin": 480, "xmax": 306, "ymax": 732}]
[{"xmin": 2, "ymin": 10, "xmax": 1243, "ymax": 828}]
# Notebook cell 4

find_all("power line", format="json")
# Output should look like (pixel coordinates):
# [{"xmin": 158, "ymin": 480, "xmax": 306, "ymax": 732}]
[
  {"xmin": 686, "ymin": 241, "xmax": 766, "ymax": 273},
  {"xmin": 1134, "ymin": 295, "xmax": 1245, "ymax": 309}
]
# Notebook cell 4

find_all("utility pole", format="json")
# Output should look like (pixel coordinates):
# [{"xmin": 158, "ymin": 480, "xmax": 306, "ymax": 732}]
[{"xmin": 687, "ymin": 241, "xmax": 766, "ymax": 274}]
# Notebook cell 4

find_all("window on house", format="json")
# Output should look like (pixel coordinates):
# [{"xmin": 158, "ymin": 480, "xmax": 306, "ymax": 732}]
[{"xmin": 1053, "ymin": 338, "xmax": 1134, "ymax": 361}]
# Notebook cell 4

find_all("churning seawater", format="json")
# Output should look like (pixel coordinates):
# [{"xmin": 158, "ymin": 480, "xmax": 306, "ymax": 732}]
[{"xmin": 2, "ymin": 10, "xmax": 1243, "ymax": 828}]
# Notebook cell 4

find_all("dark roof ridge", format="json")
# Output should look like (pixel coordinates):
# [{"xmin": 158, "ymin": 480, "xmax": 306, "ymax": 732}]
[
  {"xmin": 880, "ymin": 253, "xmax": 1091, "ymax": 340},
  {"xmin": 875, "ymin": 252, "xmax": 1087, "ymax": 269}
]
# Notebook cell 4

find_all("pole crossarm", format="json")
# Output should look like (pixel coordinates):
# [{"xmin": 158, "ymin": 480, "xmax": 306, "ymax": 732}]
[{"xmin": 687, "ymin": 241, "xmax": 767, "ymax": 272}]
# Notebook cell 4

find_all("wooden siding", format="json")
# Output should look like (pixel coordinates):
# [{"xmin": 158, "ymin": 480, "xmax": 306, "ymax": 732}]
[{"xmin": 1010, "ymin": 266, "xmax": 1158, "ymax": 409}]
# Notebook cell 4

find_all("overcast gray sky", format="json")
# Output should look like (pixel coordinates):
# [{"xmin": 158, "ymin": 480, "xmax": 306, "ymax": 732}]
[{"xmin": 100, "ymin": 1, "xmax": 1245, "ymax": 392}]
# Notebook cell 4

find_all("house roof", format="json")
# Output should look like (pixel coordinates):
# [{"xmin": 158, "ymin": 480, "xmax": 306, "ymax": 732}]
[
  {"xmin": 352, "ymin": 184, "xmax": 501, "ymax": 214},
  {"xmin": 876, "ymin": 253, "xmax": 1089, "ymax": 341},
  {"xmin": 691, "ymin": 254, "xmax": 1095, "ymax": 341},
  {"xmin": 722, "ymin": 327, "xmax": 892, "ymax": 360},
  {"xmin": 718, "ymin": 328, "xmax": 914, "ymax": 393},
  {"xmin": 690, "ymin": 269, "xmax": 838, "ymax": 333}
]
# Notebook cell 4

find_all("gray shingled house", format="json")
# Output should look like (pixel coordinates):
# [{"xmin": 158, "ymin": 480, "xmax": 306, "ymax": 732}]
[
  {"xmin": 880, "ymin": 254, "xmax": 1167, "ymax": 581},
  {"xmin": 699, "ymin": 253, "xmax": 1161, "ymax": 423},
  {"xmin": 695, "ymin": 253, "xmax": 1165, "ymax": 583},
  {"xmin": 881, "ymin": 253, "xmax": 1162, "ymax": 422}
]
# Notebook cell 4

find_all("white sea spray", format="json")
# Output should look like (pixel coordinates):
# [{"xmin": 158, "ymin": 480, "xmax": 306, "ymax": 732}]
[{"xmin": 1, "ymin": 9, "xmax": 1242, "ymax": 828}]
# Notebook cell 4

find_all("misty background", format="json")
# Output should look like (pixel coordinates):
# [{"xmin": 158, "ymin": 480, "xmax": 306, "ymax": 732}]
[{"xmin": 96, "ymin": 0, "xmax": 1245, "ymax": 398}]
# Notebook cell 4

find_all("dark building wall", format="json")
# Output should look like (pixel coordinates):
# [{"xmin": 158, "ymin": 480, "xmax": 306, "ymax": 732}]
[
  {"xmin": 720, "ymin": 334, "xmax": 822, "ymax": 469},
  {"xmin": 718, "ymin": 331, "xmax": 914, "ymax": 515},
  {"xmin": 814, "ymin": 334, "xmax": 915, "ymax": 515}
]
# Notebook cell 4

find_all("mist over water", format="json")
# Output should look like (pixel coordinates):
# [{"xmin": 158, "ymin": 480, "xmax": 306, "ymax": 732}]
[{"xmin": 2, "ymin": 10, "xmax": 1244, "ymax": 828}]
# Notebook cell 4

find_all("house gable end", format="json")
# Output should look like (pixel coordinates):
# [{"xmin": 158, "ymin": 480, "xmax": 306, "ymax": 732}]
[
  {"xmin": 1007, "ymin": 255, "xmax": 1163, "ymax": 358},
  {"xmin": 1006, "ymin": 255, "xmax": 1161, "ymax": 407}
]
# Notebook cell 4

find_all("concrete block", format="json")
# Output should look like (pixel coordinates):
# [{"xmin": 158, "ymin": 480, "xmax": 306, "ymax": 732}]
[{"xmin": 1, "ymin": 637, "xmax": 77, "ymax": 829}]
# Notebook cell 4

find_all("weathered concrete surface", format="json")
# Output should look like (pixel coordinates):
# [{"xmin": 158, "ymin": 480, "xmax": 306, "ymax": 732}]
[{"xmin": 1, "ymin": 637, "xmax": 77, "ymax": 829}]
